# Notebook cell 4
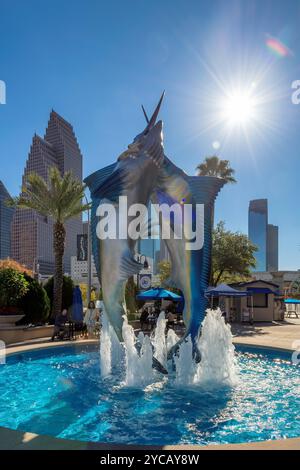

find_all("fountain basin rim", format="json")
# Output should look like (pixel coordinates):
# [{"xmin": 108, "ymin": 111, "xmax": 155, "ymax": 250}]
[
  {"xmin": 0, "ymin": 424, "xmax": 299, "ymax": 450},
  {"xmin": 4, "ymin": 338, "xmax": 295, "ymax": 360}
]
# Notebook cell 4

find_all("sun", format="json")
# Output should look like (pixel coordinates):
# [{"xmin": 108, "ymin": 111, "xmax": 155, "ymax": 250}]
[{"xmin": 220, "ymin": 90, "xmax": 257, "ymax": 127}]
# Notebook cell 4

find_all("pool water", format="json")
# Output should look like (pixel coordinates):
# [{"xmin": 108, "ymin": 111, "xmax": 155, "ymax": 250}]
[{"xmin": 0, "ymin": 345, "xmax": 299, "ymax": 446}]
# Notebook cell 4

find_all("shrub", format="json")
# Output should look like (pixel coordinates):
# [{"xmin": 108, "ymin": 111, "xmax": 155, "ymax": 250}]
[
  {"xmin": 17, "ymin": 274, "xmax": 50, "ymax": 324},
  {"xmin": 44, "ymin": 275, "xmax": 74, "ymax": 314},
  {"xmin": 0, "ymin": 258, "xmax": 33, "ymax": 276},
  {"xmin": 0, "ymin": 268, "xmax": 29, "ymax": 311}
]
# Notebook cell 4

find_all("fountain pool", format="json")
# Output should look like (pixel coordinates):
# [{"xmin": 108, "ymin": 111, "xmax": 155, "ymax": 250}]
[{"xmin": 0, "ymin": 342, "xmax": 299, "ymax": 446}]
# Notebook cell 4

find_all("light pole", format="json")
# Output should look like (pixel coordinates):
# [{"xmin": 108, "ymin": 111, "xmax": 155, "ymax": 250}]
[{"xmin": 84, "ymin": 194, "xmax": 92, "ymax": 306}]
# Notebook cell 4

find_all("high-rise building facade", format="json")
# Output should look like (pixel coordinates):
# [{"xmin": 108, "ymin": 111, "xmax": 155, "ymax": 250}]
[
  {"xmin": 248, "ymin": 199, "xmax": 279, "ymax": 272},
  {"xmin": 12, "ymin": 111, "xmax": 83, "ymax": 275},
  {"xmin": 248, "ymin": 199, "xmax": 268, "ymax": 272},
  {"xmin": 0, "ymin": 181, "xmax": 14, "ymax": 259},
  {"xmin": 267, "ymin": 224, "xmax": 279, "ymax": 272}
]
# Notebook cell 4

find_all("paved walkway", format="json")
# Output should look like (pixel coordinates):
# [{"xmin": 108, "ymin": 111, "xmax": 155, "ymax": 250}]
[
  {"xmin": 231, "ymin": 318, "xmax": 300, "ymax": 351},
  {"xmin": 6, "ymin": 318, "xmax": 300, "ymax": 355}
]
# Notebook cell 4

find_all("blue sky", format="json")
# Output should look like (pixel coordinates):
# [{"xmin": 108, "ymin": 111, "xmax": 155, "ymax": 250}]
[{"xmin": 0, "ymin": 0, "xmax": 300, "ymax": 269}]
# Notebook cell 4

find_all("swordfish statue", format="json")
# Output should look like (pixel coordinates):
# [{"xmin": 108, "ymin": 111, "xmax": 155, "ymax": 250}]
[{"xmin": 85, "ymin": 94, "xmax": 225, "ymax": 369}]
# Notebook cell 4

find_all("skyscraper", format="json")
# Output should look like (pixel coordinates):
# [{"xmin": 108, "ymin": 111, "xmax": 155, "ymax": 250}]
[
  {"xmin": 267, "ymin": 224, "xmax": 279, "ymax": 272},
  {"xmin": 12, "ymin": 111, "xmax": 83, "ymax": 275},
  {"xmin": 0, "ymin": 181, "xmax": 14, "ymax": 259},
  {"xmin": 248, "ymin": 199, "xmax": 279, "ymax": 272},
  {"xmin": 248, "ymin": 199, "xmax": 268, "ymax": 272}
]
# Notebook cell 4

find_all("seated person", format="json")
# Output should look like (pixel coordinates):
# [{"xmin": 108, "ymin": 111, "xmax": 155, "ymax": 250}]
[
  {"xmin": 147, "ymin": 310, "xmax": 157, "ymax": 328},
  {"xmin": 51, "ymin": 309, "xmax": 68, "ymax": 341},
  {"xmin": 140, "ymin": 308, "xmax": 149, "ymax": 330},
  {"xmin": 166, "ymin": 310, "xmax": 177, "ymax": 329}
]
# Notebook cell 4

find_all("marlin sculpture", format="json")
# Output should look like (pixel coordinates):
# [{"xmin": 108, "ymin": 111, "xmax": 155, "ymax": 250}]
[{"xmin": 85, "ymin": 94, "xmax": 225, "ymax": 370}]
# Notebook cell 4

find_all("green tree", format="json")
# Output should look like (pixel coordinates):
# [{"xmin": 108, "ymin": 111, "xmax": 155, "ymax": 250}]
[
  {"xmin": 17, "ymin": 274, "xmax": 50, "ymax": 324},
  {"xmin": 157, "ymin": 260, "xmax": 171, "ymax": 286},
  {"xmin": 196, "ymin": 156, "xmax": 237, "ymax": 183},
  {"xmin": 125, "ymin": 276, "xmax": 138, "ymax": 313},
  {"xmin": 0, "ymin": 268, "xmax": 29, "ymax": 309},
  {"xmin": 44, "ymin": 275, "xmax": 74, "ymax": 313},
  {"xmin": 211, "ymin": 221, "xmax": 257, "ymax": 286},
  {"xmin": 9, "ymin": 167, "xmax": 89, "ymax": 317}
]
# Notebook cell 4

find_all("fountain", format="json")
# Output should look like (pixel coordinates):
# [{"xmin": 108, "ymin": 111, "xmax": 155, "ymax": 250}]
[
  {"xmin": 100, "ymin": 310, "xmax": 112, "ymax": 377},
  {"xmin": 195, "ymin": 309, "xmax": 238, "ymax": 387},
  {"xmin": 122, "ymin": 316, "xmax": 153, "ymax": 387},
  {"xmin": 100, "ymin": 307, "xmax": 238, "ymax": 388},
  {"xmin": 151, "ymin": 311, "xmax": 168, "ymax": 368}
]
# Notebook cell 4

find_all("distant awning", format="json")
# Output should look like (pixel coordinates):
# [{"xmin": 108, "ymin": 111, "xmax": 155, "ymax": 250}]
[
  {"xmin": 205, "ymin": 283, "xmax": 251, "ymax": 297},
  {"xmin": 247, "ymin": 287, "xmax": 278, "ymax": 295}
]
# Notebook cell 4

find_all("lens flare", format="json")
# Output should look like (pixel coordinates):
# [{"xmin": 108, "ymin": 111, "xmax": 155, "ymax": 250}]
[{"xmin": 265, "ymin": 34, "xmax": 292, "ymax": 58}]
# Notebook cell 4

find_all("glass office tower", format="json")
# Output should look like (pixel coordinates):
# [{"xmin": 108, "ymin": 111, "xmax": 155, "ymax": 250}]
[
  {"xmin": 0, "ymin": 181, "xmax": 14, "ymax": 259},
  {"xmin": 267, "ymin": 224, "xmax": 279, "ymax": 272},
  {"xmin": 248, "ymin": 199, "xmax": 268, "ymax": 272}
]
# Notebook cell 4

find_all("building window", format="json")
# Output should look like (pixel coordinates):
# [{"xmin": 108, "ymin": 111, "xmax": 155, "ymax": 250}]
[{"xmin": 248, "ymin": 293, "xmax": 268, "ymax": 308}]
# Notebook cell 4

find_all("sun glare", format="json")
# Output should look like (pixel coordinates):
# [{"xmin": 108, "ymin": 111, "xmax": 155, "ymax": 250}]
[{"xmin": 221, "ymin": 90, "xmax": 257, "ymax": 126}]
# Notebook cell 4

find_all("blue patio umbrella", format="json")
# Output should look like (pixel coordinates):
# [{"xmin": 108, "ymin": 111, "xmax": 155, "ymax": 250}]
[
  {"xmin": 205, "ymin": 283, "xmax": 250, "ymax": 297},
  {"xmin": 136, "ymin": 287, "xmax": 183, "ymax": 301},
  {"xmin": 72, "ymin": 285, "xmax": 84, "ymax": 323},
  {"xmin": 284, "ymin": 298, "xmax": 300, "ymax": 304}
]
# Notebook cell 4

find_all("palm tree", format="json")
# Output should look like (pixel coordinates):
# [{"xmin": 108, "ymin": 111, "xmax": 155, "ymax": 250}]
[
  {"xmin": 196, "ymin": 155, "xmax": 237, "ymax": 183},
  {"xmin": 9, "ymin": 167, "xmax": 90, "ymax": 317}
]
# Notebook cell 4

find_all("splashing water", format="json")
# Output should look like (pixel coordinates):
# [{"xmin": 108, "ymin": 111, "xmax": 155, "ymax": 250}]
[
  {"xmin": 174, "ymin": 336, "xmax": 196, "ymax": 385},
  {"xmin": 100, "ymin": 310, "xmax": 112, "ymax": 377},
  {"xmin": 151, "ymin": 311, "xmax": 167, "ymax": 367},
  {"xmin": 122, "ymin": 316, "xmax": 153, "ymax": 387},
  {"xmin": 195, "ymin": 309, "xmax": 238, "ymax": 387},
  {"xmin": 110, "ymin": 324, "xmax": 124, "ymax": 368},
  {"xmin": 167, "ymin": 328, "xmax": 179, "ymax": 351},
  {"xmin": 174, "ymin": 309, "xmax": 238, "ymax": 387}
]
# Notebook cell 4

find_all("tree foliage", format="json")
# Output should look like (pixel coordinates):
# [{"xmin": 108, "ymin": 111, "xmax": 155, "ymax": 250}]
[
  {"xmin": 44, "ymin": 275, "xmax": 74, "ymax": 312},
  {"xmin": 17, "ymin": 274, "xmax": 50, "ymax": 324},
  {"xmin": 211, "ymin": 221, "xmax": 257, "ymax": 286},
  {"xmin": 0, "ymin": 258, "xmax": 33, "ymax": 276},
  {"xmin": 0, "ymin": 268, "xmax": 29, "ymax": 309},
  {"xmin": 125, "ymin": 276, "xmax": 138, "ymax": 313},
  {"xmin": 157, "ymin": 260, "xmax": 171, "ymax": 286},
  {"xmin": 8, "ymin": 167, "xmax": 89, "ymax": 317}
]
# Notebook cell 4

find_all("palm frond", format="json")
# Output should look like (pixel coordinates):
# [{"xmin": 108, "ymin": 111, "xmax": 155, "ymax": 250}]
[{"xmin": 12, "ymin": 168, "xmax": 89, "ymax": 223}]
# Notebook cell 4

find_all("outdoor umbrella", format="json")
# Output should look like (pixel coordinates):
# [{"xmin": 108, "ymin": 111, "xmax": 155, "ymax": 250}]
[
  {"xmin": 205, "ymin": 283, "xmax": 253, "ymax": 318},
  {"xmin": 136, "ymin": 287, "xmax": 183, "ymax": 301},
  {"xmin": 205, "ymin": 283, "xmax": 250, "ymax": 297},
  {"xmin": 72, "ymin": 285, "xmax": 84, "ymax": 323}
]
